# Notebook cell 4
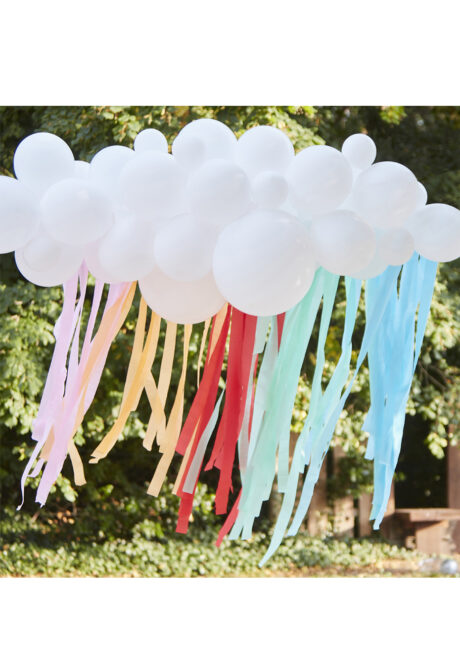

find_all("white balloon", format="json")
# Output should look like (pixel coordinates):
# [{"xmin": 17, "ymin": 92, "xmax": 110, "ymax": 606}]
[
  {"xmin": 120, "ymin": 151, "xmax": 186, "ymax": 224},
  {"xmin": 154, "ymin": 214, "xmax": 220, "ymax": 282},
  {"xmin": 187, "ymin": 159, "xmax": 251, "ymax": 225},
  {"xmin": 286, "ymin": 145, "xmax": 353, "ymax": 218},
  {"xmin": 13, "ymin": 132, "xmax": 75, "ymax": 196},
  {"xmin": 90, "ymin": 145, "xmax": 135, "ymax": 198},
  {"xmin": 415, "ymin": 181, "xmax": 428, "ymax": 210},
  {"xmin": 311, "ymin": 210, "xmax": 376, "ymax": 276},
  {"xmin": 172, "ymin": 118, "xmax": 237, "ymax": 166},
  {"xmin": 139, "ymin": 266, "xmax": 225, "ymax": 324},
  {"xmin": 134, "ymin": 129, "xmax": 168, "ymax": 154},
  {"xmin": 213, "ymin": 209, "xmax": 316, "ymax": 316},
  {"xmin": 74, "ymin": 160, "xmax": 91, "ymax": 180},
  {"xmin": 408, "ymin": 204, "xmax": 460, "ymax": 262},
  {"xmin": 236, "ymin": 125, "xmax": 294, "ymax": 178},
  {"xmin": 41, "ymin": 178, "xmax": 114, "ymax": 247},
  {"xmin": 251, "ymin": 171, "xmax": 289, "ymax": 209},
  {"xmin": 341, "ymin": 134, "xmax": 377, "ymax": 170},
  {"xmin": 353, "ymin": 161, "xmax": 419, "ymax": 228},
  {"xmin": 15, "ymin": 232, "xmax": 83, "ymax": 287},
  {"xmin": 378, "ymin": 227, "xmax": 414, "ymax": 265},
  {"xmin": 350, "ymin": 249, "xmax": 388, "ymax": 280},
  {"xmin": 0, "ymin": 177, "xmax": 40, "ymax": 253},
  {"xmin": 84, "ymin": 240, "xmax": 120, "ymax": 283},
  {"xmin": 98, "ymin": 218, "xmax": 156, "ymax": 282},
  {"xmin": 171, "ymin": 134, "xmax": 206, "ymax": 171}
]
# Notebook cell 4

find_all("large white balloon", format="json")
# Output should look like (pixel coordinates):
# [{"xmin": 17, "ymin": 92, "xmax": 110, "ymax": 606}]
[
  {"xmin": 236, "ymin": 125, "xmax": 294, "ymax": 178},
  {"xmin": 172, "ymin": 118, "xmax": 236, "ymax": 167},
  {"xmin": 353, "ymin": 161, "xmax": 419, "ymax": 228},
  {"xmin": 134, "ymin": 129, "xmax": 168, "ymax": 154},
  {"xmin": 414, "ymin": 181, "xmax": 428, "ymax": 210},
  {"xmin": 139, "ymin": 266, "xmax": 226, "ymax": 324},
  {"xmin": 154, "ymin": 213, "xmax": 220, "ymax": 282},
  {"xmin": 378, "ymin": 227, "xmax": 414, "ymax": 265},
  {"xmin": 286, "ymin": 145, "xmax": 353, "ymax": 218},
  {"xmin": 187, "ymin": 159, "xmax": 251, "ymax": 226},
  {"xmin": 251, "ymin": 171, "xmax": 289, "ymax": 209},
  {"xmin": 97, "ymin": 218, "xmax": 156, "ymax": 282},
  {"xmin": 41, "ymin": 178, "xmax": 114, "ymax": 246},
  {"xmin": 213, "ymin": 209, "xmax": 316, "ymax": 316},
  {"xmin": 90, "ymin": 145, "xmax": 134, "ymax": 199},
  {"xmin": 341, "ymin": 134, "xmax": 377, "ymax": 170},
  {"xmin": 408, "ymin": 204, "xmax": 460, "ymax": 262},
  {"xmin": 350, "ymin": 249, "xmax": 388, "ymax": 280},
  {"xmin": 311, "ymin": 210, "xmax": 376, "ymax": 276},
  {"xmin": 15, "ymin": 232, "xmax": 83, "ymax": 286},
  {"xmin": 13, "ymin": 133, "xmax": 75, "ymax": 196},
  {"xmin": 120, "ymin": 151, "xmax": 186, "ymax": 224},
  {"xmin": 0, "ymin": 177, "xmax": 40, "ymax": 253},
  {"xmin": 74, "ymin": 160, "xmax": 91, "ymax": 180}
]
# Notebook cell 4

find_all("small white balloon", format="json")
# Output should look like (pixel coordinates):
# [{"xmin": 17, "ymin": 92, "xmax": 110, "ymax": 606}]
[
  {"xmin": 41, "ymin": 178, "xmax": 114, "ymax": 247},
  {"xmin": 353, "ymin": 161, "xmax": 419, "ymax": 228},
  {"xmin": 341, "ymin": 134, "xmax": 377, "ymax": 170},
  {"xmin": 154, "ymin": 214, "xmax": 220, "ymax": 282},
  {"xmin": 0, "ymin": 177, "xmax": 40, "ymax": 253},
  {"xmin": 90, "ymin": 145, "xmax": 135, "ymax": 199},
  {"xmin": 350, "ymin": 249, "xmax": 388, "ymax": 280},
  {"xmin": 415, "ymin": 181, "xmax": 428, "ymax": 210},
  {"xmin": 120, "ymin": 151, "xmax": 186, "ymax": 224},
  {"xmin": 213, "ymin": 209, "xmax": 316, "ymax": 316},
  {"xmin": 409, "ymin": 204, "xmax": 460, "ymax": 262},
  {"xmin": 13, "ymin": 132, "xmax": 75, "ymax": 196},
  {"xmin": 172, "ymin": 118, "xmax": 237, "ymax": 166},
  {"xmin": 286, "ymin": 145, "xmax": 353, "ymax": 218},
  {"xmin": 139, "ymin": 266, "xmax": 226, "ymax": 324},
  {"xmin": 236, "ymin": 125, "xmax": 294, "ymax": 178},
  {"xmin": 84, "ymin": 240, "xmax": 120, "ymax": 283},
  {"xmin": 251, "ymin": 171, "xmax": 289, "ymax": 209},
  {"xmin": 98, "ymin": 218, "xmax": 156, "ymax": 282},
  {"xmin": 187, "ymin": 159, "xmax": 251, "ymax": 226},
  {"xmin": 74, "ymin": 160, "xmax": 91, "ymax": 180},
  {"xmin": 15, "ymin": 233, "xmax": 83, "ymax": 287},
  {"xmin": 311, "ymin": 210, "xmax": 376, "ymax": 276},
  {"xmin": 379, "ymin": 227, "xmax": 414, "ymax": 265},
  {"xmin": 134, "ymin": 128, "xmax": 168, "ymax": 154}
]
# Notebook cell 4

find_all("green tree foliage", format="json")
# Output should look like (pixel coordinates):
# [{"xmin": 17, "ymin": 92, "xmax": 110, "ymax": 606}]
[{"xmin": 0, "ymin": 106, "xmax": 459, "ymax": 527}]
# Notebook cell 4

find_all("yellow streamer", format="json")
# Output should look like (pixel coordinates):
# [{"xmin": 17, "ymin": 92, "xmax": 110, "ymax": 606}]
[
  {"xmin": 143, "ymin": 320, "xmax": 178, "ymax": 450},
  {"xmin": 90, "ymin": 302, "xmax": 161, "ymax": 463},
  {"xmin": 121, "ymin": 297, "xmax": 147, "ymax": 408},
  {"xmin": 68, "ymin": 440, "xmax": 86, "ymax": 486},
  {"xmin": 147, "ymin": 324, "xmax": 192, "ymax": 497}
]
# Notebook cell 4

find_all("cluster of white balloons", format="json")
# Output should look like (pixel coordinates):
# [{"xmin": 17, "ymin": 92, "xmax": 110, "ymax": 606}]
[{"xmin": 1, "ymin": 119, "xmax": 460, "ymax": 323}]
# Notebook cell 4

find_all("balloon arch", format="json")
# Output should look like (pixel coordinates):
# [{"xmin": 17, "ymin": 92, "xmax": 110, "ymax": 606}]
[{"xmin": 1, "ymin": 118, "xmax": 458, "ymax": 563}]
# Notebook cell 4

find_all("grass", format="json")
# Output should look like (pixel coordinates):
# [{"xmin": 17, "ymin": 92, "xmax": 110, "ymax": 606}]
[{"xmin": 1, "ymin": 507, "xmax": 457, "ymax": 577}]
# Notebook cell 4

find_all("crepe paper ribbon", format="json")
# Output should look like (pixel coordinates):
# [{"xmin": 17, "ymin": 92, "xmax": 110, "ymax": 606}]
[
  {"xmin": 17, "ymin": 272, "xmax": 80, "ymax": 509},
  {"xmin": 229, "ymin": 269, "xmax": 328, "ymax": 542},
  {"xmin": 259, "ymin": 275, "xmax": 360, "ymax": 564},
  {"xmin": 204, "ymin": 309, "xmax": 258, "ymax": 515},
  {"xmin": 282, "ymin": 266, "xmax": 401, "ymax": 547},
  {"xmin": 90, "ymin": 304, "xmax": 161, "ymax": 464},
  {"xmin": 35, "ymin": 281, "xmax": 135, "ymax": 505},
  {"xmin": 147, "ymin": 323, "xmax": 192, "ymax": 497},
  {"xmin": 197, "ymin": 318, "xmax": 212, "ymax": 387},
  {"xmin": 365, "ymin": 254, "xmax": 438, "ymax": 528},
  {"xmin": 173, "ymin": 308, "xmax": 231, "ymax": 532}
]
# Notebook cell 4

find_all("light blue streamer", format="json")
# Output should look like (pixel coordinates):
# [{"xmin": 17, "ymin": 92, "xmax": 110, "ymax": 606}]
[{"xmin": 366, "ymin": 254, "xmax": 438, "ymax": 528}]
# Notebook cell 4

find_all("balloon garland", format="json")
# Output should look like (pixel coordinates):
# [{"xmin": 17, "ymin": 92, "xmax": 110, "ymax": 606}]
[{"xmin": 2, "ymin": 118, "xmax": 459, "ymax": 563}]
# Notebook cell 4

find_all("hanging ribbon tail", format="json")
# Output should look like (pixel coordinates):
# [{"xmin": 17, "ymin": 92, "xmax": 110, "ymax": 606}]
[
  {"xmin": 368, "ymin": 255, "xmax": 438, "ymax": 528},
  {"xmin": 35, "ymin": 280, "xmax": 135, "ymax": 506}
]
